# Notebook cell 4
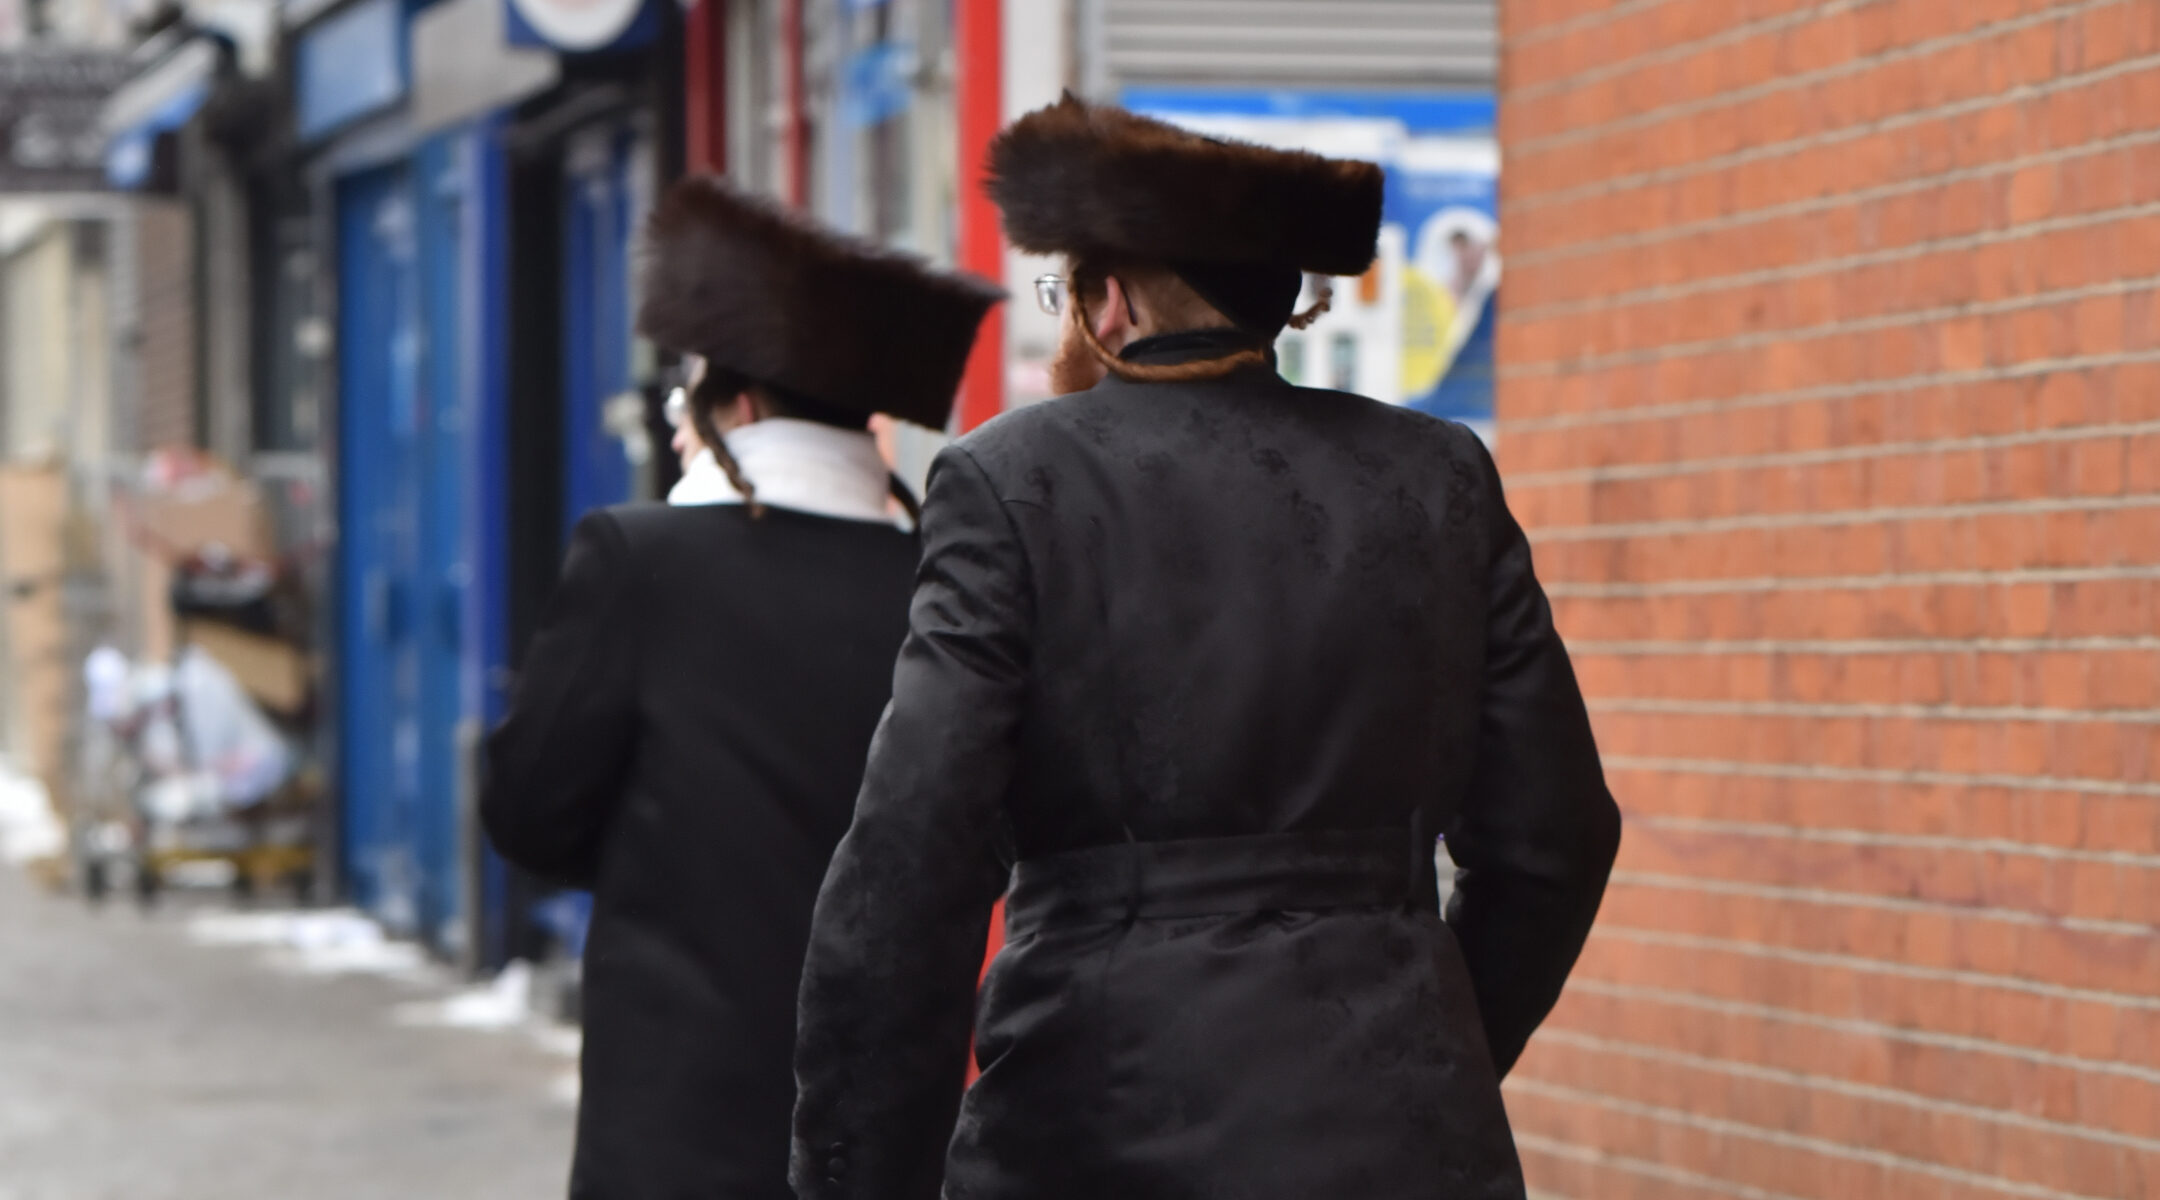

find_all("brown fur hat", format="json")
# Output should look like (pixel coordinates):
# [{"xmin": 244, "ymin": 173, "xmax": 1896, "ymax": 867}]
[
  {"xmin": 637, "ymin": 176, "xmax": 1003, "ymax": 430},
  {"xmin": 987, "ymin": 95, "xmax": 1384, "ymax": 277}
]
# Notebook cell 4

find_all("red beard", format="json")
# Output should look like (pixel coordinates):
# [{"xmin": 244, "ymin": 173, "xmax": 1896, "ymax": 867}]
[{"xmin": 1048, "ymin": 326, "xmax": 1109, "ymax": 396}]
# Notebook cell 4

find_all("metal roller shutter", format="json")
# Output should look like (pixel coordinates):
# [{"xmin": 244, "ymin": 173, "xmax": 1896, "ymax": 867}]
[{"xmin": 1095, "ymin": 0, "xmax": 1496, "ymax": 90}]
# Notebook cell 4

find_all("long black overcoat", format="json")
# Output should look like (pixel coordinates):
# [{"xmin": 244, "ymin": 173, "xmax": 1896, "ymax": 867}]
[
  {"xmin": 484, "ymin": 501, "xmax": 918, "ymax": 1199},
  {"xmin": 791, "ymin": 334, "xmax": 1622, "ymax": 1200}
]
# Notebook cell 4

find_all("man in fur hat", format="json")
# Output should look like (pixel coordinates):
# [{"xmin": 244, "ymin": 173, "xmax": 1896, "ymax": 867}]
[
  {"xmin": 790, "ymin": 97, "xmax": 1620, "ymax": 1198},
  {"xmin": 482, "ymin": 176, "xmax": 997, "ymax": 1199}
]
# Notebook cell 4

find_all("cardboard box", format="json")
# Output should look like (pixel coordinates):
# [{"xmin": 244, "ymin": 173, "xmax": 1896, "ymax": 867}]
[
  {"xmin": 183, "ymin": 620, "xmax": 309, "ymax": 717},
  {"xmin": 128, "ymin": 475, "xmax": 274, "ymax": 564},
  {"xmin": 0, "ymin": 465, "xmax": 70, "ymax": 809}
]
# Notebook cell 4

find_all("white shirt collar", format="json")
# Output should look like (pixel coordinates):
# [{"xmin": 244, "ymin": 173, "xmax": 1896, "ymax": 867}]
[{"xmin": 668, "ymin": 418, "xmax": 901, "ymax": 525}]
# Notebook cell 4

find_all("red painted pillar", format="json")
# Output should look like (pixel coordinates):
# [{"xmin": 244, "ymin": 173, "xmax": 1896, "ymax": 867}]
[
  {"xmin": 782, "ymin": 0, "xmax": 809, "ymax": 207},
  {"xmin": 954, "ymin": 0, "xmax": 1004, "ymax": 1086},
  {"xmin": 682, "ymin": 0, "xmax": 727, "ymax": 174},
  {"xmin": 953, "ymin": 0, "xmax": 1003, "ymax": 432}
]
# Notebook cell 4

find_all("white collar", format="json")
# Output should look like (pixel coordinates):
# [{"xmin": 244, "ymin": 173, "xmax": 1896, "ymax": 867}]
[{"xmin": 668, "ymin": 418, "xmax": 901, "ymax": 525}]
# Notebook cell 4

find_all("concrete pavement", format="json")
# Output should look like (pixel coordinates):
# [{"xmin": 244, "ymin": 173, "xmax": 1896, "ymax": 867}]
[{"xmin": 0, "ymin": 868, "xmax": 575, "ymax": 1199}]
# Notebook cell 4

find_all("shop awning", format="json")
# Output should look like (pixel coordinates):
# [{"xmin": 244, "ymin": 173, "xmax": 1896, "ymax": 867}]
[{"xmin": 100, "ymin": 38, "xmax": 216, "ymax": 190}]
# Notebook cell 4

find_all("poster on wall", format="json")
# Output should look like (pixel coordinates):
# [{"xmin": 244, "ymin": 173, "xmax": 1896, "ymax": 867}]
[{"xmin": 1123, "ymin": 90, "xmax": 1498, "ymax": 443}]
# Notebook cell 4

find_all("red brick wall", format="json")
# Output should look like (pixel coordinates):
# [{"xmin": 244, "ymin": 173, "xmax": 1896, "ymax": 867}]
[{"xmin": 1495, "ymin": 2, "xmax": 2160, "ymax": 1196}]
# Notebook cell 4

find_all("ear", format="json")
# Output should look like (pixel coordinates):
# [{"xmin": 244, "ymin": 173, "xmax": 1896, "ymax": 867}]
[
  {"xmin": 729, "ymin": 389, "xmax": 761, "ymax": 426},
  {"xmin": 1096, "ymin": 274, "xmax": 1135, "ymax": 343}
]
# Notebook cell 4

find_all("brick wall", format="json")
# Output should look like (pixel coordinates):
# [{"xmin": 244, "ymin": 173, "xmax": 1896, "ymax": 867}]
[
  {"xmin": 135, "ymin": 200, "xmax": 196, "ymax": 454},
  {"xmin": 1495, "ymin": 2, "xmax": 2160, "ymax": 1197}
]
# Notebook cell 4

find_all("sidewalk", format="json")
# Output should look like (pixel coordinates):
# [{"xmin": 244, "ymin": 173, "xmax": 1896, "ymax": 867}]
[{"xmin": 0, "ymin": 868, "xmax": 575, "ymax": 1199}]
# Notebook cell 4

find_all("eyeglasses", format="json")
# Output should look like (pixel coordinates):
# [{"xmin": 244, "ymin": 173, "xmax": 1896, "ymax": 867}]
[
  {"xmin": 1035, "ymin": 273, "xmax": 1137, "ymax": 323},
  {"xmin": 663, "ymin": 385, "xmax": 688, "ymax": 430},
  {"xmin": 1034, "ymin": 274, "xmax": 1068, "ymax": 316}
]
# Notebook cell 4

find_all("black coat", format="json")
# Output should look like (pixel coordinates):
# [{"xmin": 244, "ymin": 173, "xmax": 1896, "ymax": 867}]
[
  {"xmin": 483, "ymin": 502, "xmax": 919, "ymax": 1199},
  {"xmin": 792, "ymin": 336, "xmax": 1622, "ymax": 1200}
]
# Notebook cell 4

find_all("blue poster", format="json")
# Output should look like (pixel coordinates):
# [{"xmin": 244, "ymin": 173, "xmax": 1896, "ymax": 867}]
[
  {"xmin": 1389, "ymin": 140, "xmax": 1499, "ymax": 425},
  {"xmin": 1125, "ymin": 89, "xmax": 1498, "ymax": 437}
]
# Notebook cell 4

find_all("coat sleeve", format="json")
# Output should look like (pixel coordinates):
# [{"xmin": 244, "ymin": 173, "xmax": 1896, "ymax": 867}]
[
  {"xmin": 791, "ymin": 445, "xmax": 1028, "ymax": 1200},
  {"xmin": 480, "ymin": 510, "xmax": 641, "ymax": 889},
  {"xmin": 1444, "ymin": 437, "xmax": 1623, "ymax": 1079}
]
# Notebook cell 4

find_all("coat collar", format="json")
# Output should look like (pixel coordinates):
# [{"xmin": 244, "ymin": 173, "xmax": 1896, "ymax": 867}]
[
  {"xmin": 1119, "ymin": 327, "xmax": 1275, "ymax": 369},
  {"xmin": 1100, "ymin": 329, "xmax": 1288, "ymax": 394},
  {"xmin": 668, "ymin": 418, "xmax": 901, "ymax": 525}
]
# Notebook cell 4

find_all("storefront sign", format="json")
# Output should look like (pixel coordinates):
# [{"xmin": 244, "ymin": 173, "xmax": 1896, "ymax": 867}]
[
  {"xmin": 505, "ymin": 0, "xmax": 656, "ymax": 53},
  {"xmin": 295, "ymin": 0, "xmax": 407, "ymax": 141},
  {"xmin": 0, "ymin": 49, "xmax": 132, "ymax": 192},
  {"xmin": 411, "ymin": 0, "xmax": 558, "ymax": 135}
]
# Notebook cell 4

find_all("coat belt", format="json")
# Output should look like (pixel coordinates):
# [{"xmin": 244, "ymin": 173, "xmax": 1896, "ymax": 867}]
[{"xmin": 1004, "ymin": 827, "xmax": 1425, "ymax": 938}]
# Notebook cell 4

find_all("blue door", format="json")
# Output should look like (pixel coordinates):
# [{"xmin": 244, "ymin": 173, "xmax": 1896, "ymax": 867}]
[
  {"xmin": 337, "ymin": 132, "xmax": 511, "ymax": 951},
  {"xmin": 428, "ymin": 125, "xmax": 515, "ymax": 964},
  {"xmin": 336, "ymin": 164, "xmax": 425, "ymax": 932},
  {"xmin": 561, "ymin": 125, "xmax": 647, "ymax": 525},
  {"xmin": 415, "ymin": 132, "xmax": 477, "ymax": 953}
]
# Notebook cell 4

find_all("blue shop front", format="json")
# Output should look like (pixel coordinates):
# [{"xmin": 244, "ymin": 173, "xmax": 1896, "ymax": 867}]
[
  {"xmin": 292, "ymin": 0, "xmax": 687, "ymax": 976},
  {"xmin": 293, "ymin": 0, "xmax": 527, "ymax": 962}
]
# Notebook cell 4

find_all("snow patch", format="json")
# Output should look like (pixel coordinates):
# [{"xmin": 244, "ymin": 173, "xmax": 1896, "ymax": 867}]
[
  {"xmin": 393, "ymin": 961, "xmax": 536, "ymax": 1030},
  {"xmin": 530, "ymin": 1024, "xmax": 583, "ymax": 1059},
  {"xmin": 0, "ymin": 759, "xmax": 64, "ymax": 865},
  {"xmin": 187, "ymin": 908, "xmax": 431, "ymax": 980}
]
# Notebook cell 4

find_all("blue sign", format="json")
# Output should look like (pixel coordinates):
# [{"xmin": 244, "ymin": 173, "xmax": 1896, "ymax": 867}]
[
  {"xmin": 296, "ymin": 0, "xmax": 407, "ymax": 141},
  {"xmin": 1121, "ymin": 88, "xmax": 1494, "ymax": 137},
  {"xmin": 840, "ymin": 41, "xmax": 913, "ymax": 129}
]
